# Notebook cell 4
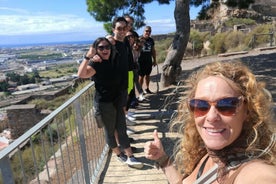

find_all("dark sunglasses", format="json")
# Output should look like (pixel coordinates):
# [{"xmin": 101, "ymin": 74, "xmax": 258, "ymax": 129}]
[
  {"xmin": 97, "ymin": 45, "xmax": 111, "ymax": 51},
  {"xmin": 127, "ymin": 34, "xmax": 134, "ymax": 39},
  {"xmin": 188, "ymin": 96, "xmax": 243, "ymax": 117},
  {"xmin": 116, "ymin": 26, "xmax": 126, "ymax": 31},
  {"xmin": 145, "ymin": 30, "xmax": 151, "ymax": 33}
]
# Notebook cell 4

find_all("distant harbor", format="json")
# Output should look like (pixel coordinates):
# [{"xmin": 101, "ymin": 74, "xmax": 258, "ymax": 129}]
[{"xmin": 0, "ymin": 40, "xmax": 94, "ymax": 49}]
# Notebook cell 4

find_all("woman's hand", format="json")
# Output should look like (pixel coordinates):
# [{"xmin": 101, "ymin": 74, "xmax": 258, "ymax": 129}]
[
  {"xmin": 144, "ymin": 129, "xmax": 166, "ymax": 160},
  {"xmin": 91, "ymin": 54, "xmax": 102, "ymax": 63},
  {"xmin": 86, "ymin": 46, "xmax": 102, "ymax": 63},
  {"xmin": 145, "ymin": 131, "xmax": 184, "ymax": 183},
  {"xmin": 86, "ymin": 46, "xmax": 96, "ymax": 58}
]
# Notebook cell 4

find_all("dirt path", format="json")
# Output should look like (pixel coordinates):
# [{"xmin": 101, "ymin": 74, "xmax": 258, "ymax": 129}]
[{"xmin": 150, "ymin": 47, "xmax": 276, "ymax": 106}]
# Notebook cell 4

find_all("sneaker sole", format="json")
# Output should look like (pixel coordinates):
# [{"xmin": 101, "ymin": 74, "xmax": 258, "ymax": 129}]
[
  {"xmin": 127, "ymin": 117, "xmax": 136, "ymax": 121},
  {"xmin": 127, "ymin": 163, "xmax": 144, "ymax": 169},
  {"xmin": 127, "ymin": 131, "xmax": 135, "ymax": 135},
  {"xmin": 126, "ymin": 119, "xmax": 136, "ymax": 126}
]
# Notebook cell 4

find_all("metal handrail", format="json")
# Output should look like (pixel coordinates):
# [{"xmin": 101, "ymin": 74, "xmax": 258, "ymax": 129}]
[{"xmin": 0, "ymin": 81, "xmax": 109, "ymax": 184}]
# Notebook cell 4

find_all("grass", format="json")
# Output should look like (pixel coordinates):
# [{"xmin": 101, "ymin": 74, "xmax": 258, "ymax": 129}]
[
  {"xmin": 39, "ymin": 64, "xmax": 78, "ymax": 78},
  {"xmin": 154, "ymin": 23, "xmax": 275, "ymax": 60}
]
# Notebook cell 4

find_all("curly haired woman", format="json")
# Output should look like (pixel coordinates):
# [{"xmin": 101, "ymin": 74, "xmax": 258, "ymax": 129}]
[{"xmin": 144, "ymin": 61, "xmax": 276, "ymax": 183}]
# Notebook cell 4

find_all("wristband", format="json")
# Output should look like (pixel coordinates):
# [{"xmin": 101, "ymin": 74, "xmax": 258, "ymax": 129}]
[
  {"xmin": 83, "ymin": 56, "xmax": 90, "ymax": 61},
  {"xmin": 155, "ymin": 155, "xmax": 169, "ymax": 169}
]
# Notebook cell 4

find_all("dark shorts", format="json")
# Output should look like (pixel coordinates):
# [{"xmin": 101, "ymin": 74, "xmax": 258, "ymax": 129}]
[{"xmin": 138, "ymin": 63, "xmax": 152, "ymax": 76}]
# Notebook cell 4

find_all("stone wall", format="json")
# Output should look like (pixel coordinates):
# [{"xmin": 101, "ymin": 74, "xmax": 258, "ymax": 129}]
[
  {"xmin": 152, "ymin": 34, "xmax": 174, "ymax": 41},
  {"xmin": 206, "ymin": 1, "xmax": 274, "ymax": 28},
  {"xmin": 251, "ymin": 0, "xmax": 276, "ymax": 17},
  {"xmin": 2, "ymin": 83, "xmax": 74, "ymax": 138},
  {"xmin": 191, "ymin": 21, "xmax": 215, "ymax": 33},
  {"xmin": 17, "ymin": 85, "xmax": 73, "ymax": 104},
  {"xmin": 6, "ymin": 104, "xmax": 47, "ymax": 138}
]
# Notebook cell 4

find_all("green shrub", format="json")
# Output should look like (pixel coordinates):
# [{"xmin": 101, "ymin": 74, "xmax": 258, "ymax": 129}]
[
  {"xmin": 45, "ymin": 123, "xmax": 59, "ymax": 142},
  {"xmin": 11, "ymin": 143, "xmax": 52, "ymax": 183},
  {"xmin": 188, "ymin": 29, "xmax": 207, "ymax": 56},
  {"xmin": 29, "ymin": 94, "xmax": 71, "ymax": 111},
  {"xmin": 155, "ymin": 37, "xmax": 173, "ymax": 63},
  {"xmin": 244, "ymin": 24, "xmax": 275, "ymax": 48},
  {"xmin": 224, "ymin": 31, "xmax": 247, "ymax": 52},
  {"xmin": 210, "ymin": 32, "xmax": 228, "ymax": 54},
  {"xmin": 224, "ymin": 17, "xmax": 256, "ymax": 27},
  {"xmin": 151, "ymin": 22, "xmax": 275, "ymax": 60}
]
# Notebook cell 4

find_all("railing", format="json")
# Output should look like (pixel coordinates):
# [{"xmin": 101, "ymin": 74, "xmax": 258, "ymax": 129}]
[
  {"xmin": 0, "ymin": 82, "xmax": 109, "ymax": 184},
  {"xmin": 250, "ymin": 32, "xmax": 275, "ymax": 48}
]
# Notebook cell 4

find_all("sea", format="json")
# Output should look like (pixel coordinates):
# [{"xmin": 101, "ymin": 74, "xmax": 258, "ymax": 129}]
[{"xmin": 0, "ymin": 40, "xmax": 94, "ymax": 49}]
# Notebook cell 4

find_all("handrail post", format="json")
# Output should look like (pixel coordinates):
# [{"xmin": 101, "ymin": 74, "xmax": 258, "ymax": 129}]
[
  {"xmin": 270, "ymin": 32, "xmax": 273, "ymax": 46},
  {"xmin": 0, "ymin": 156, "xmax": 15, "ymax": 184},
  {"xmin": 252, "ymin": 34, "xmax": 256, "ymax": 49},
  {"xmin": 74, "ymin": 100, "xmax": 91, "ymax": 184}
]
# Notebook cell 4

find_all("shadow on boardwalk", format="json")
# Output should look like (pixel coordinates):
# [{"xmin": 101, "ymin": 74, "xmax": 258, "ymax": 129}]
[{"xmin": 100, "ymin": 50, "xmax": 276, "ymax": 184}]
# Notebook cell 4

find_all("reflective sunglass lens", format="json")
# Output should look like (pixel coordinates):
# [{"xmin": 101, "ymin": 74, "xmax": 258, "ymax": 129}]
[
  {"xmin": 189, "ymin": 97, "xmax": 241, "ymax": 117},
  {"xmin": 216, "ymin": 97, "xmax": 240, "ymax": 115},
  {"xmin": 98, "ymin": 45, "xmax": 111, "ymax": 51},
  {"xmin": 189, "ymin": 99, "xmax": 210, "ymax": 117}
]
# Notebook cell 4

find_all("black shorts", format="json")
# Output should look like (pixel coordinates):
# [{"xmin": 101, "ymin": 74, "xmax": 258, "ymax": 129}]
[{"xmin": 138, "ymin": 61, "xmax": 152, "ymax": 76}]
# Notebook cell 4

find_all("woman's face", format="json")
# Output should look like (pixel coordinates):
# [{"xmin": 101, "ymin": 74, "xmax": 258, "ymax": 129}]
[
  {"xmin": 126, "ymin": 31, "xmax": 134, "ymax": 46},
  {"xmin": 133, "ymin": 42, "xmax": 139, "ymax": 50},
  {"xmin": 193, "ymin": 76, "xmax": 247, "ymax": 150},
  {"xmin": 96, "ymin": 40, "xmax": 111, "ymax": 60}
]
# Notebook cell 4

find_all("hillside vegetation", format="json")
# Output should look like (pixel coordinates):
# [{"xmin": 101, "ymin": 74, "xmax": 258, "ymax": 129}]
[{"xmin": 154, "ymin": 19, "xmax": 275, "ymax": 63}]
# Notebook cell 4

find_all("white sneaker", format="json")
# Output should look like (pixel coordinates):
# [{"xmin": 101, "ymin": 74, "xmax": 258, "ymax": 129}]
[
  {"xmin": 117, "ymin": 152, "xmax": 127, "ymax": 163},
  {"xmin": 126, "ymin": 117, "xmax": 136, "ymax": 126},
  {"xmin": 126, "ymin": 156, "xmax": 144, "ymax": 169},
  {"xmin": 126, "ymin": 114, "xmax": 136, "ymax": 121},
  {"xmin": 137, "ymin": 94, "xmax": 145, "ymax": 102},
  {"xmin": 126, "ymin": 128, "xmax": 135, "ymax": 135},
  {"xmin": 127, "ymin": 111, "xmax": 135, "ymax": 116}
]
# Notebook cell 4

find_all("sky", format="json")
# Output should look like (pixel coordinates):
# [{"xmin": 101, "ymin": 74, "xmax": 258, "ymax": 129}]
[{"xmin": 0, "ymin": 0, "xmax": 201, "ymax": 46}]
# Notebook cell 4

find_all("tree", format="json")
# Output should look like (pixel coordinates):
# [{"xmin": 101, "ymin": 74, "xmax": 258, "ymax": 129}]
[
  {"xmin": 86, "ymin": 0, "xmax": 256, "ymax": 87},
  {"xmin": 0, "ymin": 81, "xmax": 9, "ymax": 92},
  {"xmin": 6, "ymin": 72, "xmax": 20, "ymax": 83},
  {"xmin": 161, "ymin": 0, "xmax": 190, "ymax": 86},
  {"xmin": 87, "ymin": 0, "xmax": 189, "ymax": 87}
]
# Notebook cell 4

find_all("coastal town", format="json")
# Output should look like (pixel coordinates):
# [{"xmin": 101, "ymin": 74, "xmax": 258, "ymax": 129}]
[
  {"xmin": 0, "ymin": 43, "xmax": 90, "ymax": 93},
  {"xmin": 0, "ymin": 43, "xmax": 91, "ymax": 150}
]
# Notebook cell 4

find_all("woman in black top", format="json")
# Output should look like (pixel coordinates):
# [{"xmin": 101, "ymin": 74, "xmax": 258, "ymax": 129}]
[{"xmin": 78, "ymin": 37, "xmax": 143, "ymax": 169}]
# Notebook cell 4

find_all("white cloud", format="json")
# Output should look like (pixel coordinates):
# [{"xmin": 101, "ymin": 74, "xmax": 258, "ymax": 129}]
[
  {"xmin": 0, "ymin": 5, "xmax": 177, "ymax": 45},
  {"xmin": 147, "ymin": 18, "xmax": 174, "ymax": 24},
  {"xmin": 0, "ymin": 7, "xmax": 29, "ymax": 14},
  {"xmin": 136, "ymin": 18, "xmax": 176, "ymax": 35},
  {"xmin": 0, "ymin": 12, "xmax": 104, "ymax": 36}
]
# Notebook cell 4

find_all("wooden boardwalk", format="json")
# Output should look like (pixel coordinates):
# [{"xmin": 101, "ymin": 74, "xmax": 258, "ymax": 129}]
[{"xmin": 99, "ymin": 48, "xmax": 276, "ymax": 183}]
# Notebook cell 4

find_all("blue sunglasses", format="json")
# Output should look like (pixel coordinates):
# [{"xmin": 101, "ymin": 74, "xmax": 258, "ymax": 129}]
[{"xmin": 189, "ymin": 96, "xmax": 243, "ymax": 117}]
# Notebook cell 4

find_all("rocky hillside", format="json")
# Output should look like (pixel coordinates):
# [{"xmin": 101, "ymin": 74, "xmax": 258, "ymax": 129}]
[
  {"xmin": 210, "ymin": 0, "xmax": 276, "ymax": 24},
  {"xmin": 252, "ymin": 0, "xmax": 276, "ymax": 16}
]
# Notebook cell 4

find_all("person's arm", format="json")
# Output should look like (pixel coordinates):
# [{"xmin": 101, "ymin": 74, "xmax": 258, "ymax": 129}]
[
  {"xmin": 152, "ymin": 46, "xmax": 157, "ymax": 66},
  {"xmin": 78, "ymin": 46, "xmax": 101, "ymax": 78},
  {"xmin": 144, "ymin": 130, "xmax": 183, "ymax": 184},
  {"xmin": 77, "ymin": 58, "xmax": 95, "ymax": 79},
  {"xmin": 160, "ymin": 159, "xmax": 183, "ymax": 184}
]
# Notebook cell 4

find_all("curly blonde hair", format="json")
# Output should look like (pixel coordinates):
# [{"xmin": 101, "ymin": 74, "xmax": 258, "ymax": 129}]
[{"xmin": 171, "ymin": 61, "xmax": 276, "ymax": 176}]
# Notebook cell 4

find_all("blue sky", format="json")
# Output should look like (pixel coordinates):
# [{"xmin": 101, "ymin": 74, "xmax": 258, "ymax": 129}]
[{"xmin": 0, "ymin": 0, "xmax": 201, "ymax": 45}]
